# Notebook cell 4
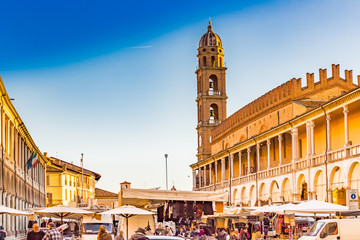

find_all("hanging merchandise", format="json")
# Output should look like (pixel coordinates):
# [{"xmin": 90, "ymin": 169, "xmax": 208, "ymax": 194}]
[
  {"xmin": 203, "ymin": 201, "xmax": 214, "ymax": 215},
  {"xmin": 196, "ymin": 202, "xmax": 204, "ymax": 219},
  {"xmin": 185, "ymin": 201, "xmax": 195, "ymax": 220},
  {"xmin": 157, "ymin": 205, "xmax": 164, "ymax": 222},
  {"xmin": 173, "ymin": 201, "xmax": 185, "ymax": 219}
]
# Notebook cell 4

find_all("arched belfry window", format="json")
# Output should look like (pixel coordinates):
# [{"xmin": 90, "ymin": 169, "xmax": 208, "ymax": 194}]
[
  {"xmin": 209, "ymin": 75, "xmax": 218, "ymax": 95},
  {"xmin": 209, "ymin": 104, "xmax": 219, "ymax": 124},
  {"xmin": 203, "ymin": 56, "xmax": 207, "ymax": 67},
  {"xmin": 211, "ymin": 56, "xmax": 216, "ymax": 67}
]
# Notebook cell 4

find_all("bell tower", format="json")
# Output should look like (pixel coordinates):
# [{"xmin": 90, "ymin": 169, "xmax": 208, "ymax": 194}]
[{"xmin": 196, "ymin": 20, "xmax": 227, "ymax": 161}]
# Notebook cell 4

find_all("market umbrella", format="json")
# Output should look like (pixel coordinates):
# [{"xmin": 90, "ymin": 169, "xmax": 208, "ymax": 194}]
[
  {"xmin": 99, "ymin": 205, "xmax": 154, "ymax": 240},
  {"xmin": 283, "ymin": 200, "xmax": 348, "ymax": 214},
  {"xmin": 0, "ymin": 204, "xmax": 32, "ymax": 216},
  {"xmin": 34, "ymin": 205, "xmax": 93, "ymax": 222},
  {"xmin": 251, "ymin": 203, "xmax": 298, "ymax": 214}
]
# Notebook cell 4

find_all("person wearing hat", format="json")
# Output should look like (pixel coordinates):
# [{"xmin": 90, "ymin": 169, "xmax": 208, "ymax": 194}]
[{"xmin": 129, "ymin": 227, "xmax": 149, "ymax": 240}]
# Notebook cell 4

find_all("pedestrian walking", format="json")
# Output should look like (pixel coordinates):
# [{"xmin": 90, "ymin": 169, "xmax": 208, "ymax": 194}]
[
  {"xmin": 97, "ymin": 225, "xmax": 112, "ymax": 240},
  {"xmin": 155, "ymin": 224, "xmax": 165, "ymax": 235},
  {"xmin": 239, "ymin": 228, "xmax": 250, "ymax": 240},
  {"xmin": 115, "ymin": 230, "xmax": 125, "ymax": 240},
  {"xmin": 43, "ymin": 222, "xmax": 62, "ymax": 240},
  {"xmin": 129, "ymin": 227, "xmax": 149, "ymax": 240},
  {"xmin": 27, "ymin": 223, "xmax": 45, "ymax": 240},
  {"xmin": 230, "ymin": 228, "xmax": 239, "ymax": 240},
  {"xmin": 0, "ymin": 226, "xmax": 6, "ymax": 240},
  {"xmin": 217, "ymin": 228, "xmax": 229, "ymax": 240}
]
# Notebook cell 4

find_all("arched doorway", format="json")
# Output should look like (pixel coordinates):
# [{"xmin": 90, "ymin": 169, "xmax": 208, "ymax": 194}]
[
  {"xmin": 298, "ymin": 174, "xmax": 308, "ymax": 201},
  {"xmin": 233, "ymin": 188, "xmax": 238, "ymax": 206},
  {"xmin": 241, "ymin": 187, "xmax": 248, "ymax": 206},
  {"xmin": 349, "ymin": 162, "xmax": 360, "ymax": 190},
  {"xmin": 330, "ymin": 166, "xmax": 346, "ymax": 205},
  {"xmin": 270, "ymin": 180, "xmax": 280, "ymax": 202},
  {"xmin": 249, "ymin": 185, "xmax": 256, "ymax": 206},
  {"xmin": 314, "ymin": 170, "xmax": 326, "ymax": 201},
  {"xmin": 282, "ymin": 178, "xmax": 292, "ymax": 201},
  {"xmin": 349, "ymin": 162, "xmax": 360, "ymax": 208},
  {"xmin": 259, "ymin": 183, "xmax": 268, "ymax": 206}
]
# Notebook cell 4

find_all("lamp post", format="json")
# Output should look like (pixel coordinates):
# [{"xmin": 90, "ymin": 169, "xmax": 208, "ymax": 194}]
[{"xmin": 165, "ymin": 154, "xmax": 168, "ymax": 190}]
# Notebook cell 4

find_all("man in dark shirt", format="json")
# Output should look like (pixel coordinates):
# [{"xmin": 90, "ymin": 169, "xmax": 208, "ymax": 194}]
[{"xmin": 27, "ymin": 223, "xmax": 45, "ymax": 240}]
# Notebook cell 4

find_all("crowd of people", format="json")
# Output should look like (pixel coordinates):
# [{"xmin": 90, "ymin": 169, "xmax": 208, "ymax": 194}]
[{"xmin": 152, "ymin": 223, "xmax": 259, "ymax": 240}]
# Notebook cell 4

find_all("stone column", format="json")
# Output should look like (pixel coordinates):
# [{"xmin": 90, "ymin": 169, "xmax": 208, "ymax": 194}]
[
  {"xmin": 291, "ymin": 128, "xmax": 299, "ymax": 162},
  {"xmin": 306, "ymin": 121, "xmax": 312, "ymax": 158},
  {"xmin": 256, "ymin": 143, "xmax": 260, "ymax": 171},
  {"xmin": 192, "ymin": 169, "xmax": 196, "ymax": 189},
  {"xmin": 310, "ymin": 121, "xmax": 315, "ymax": 156},
  {"xmin": 221, "ymin": 158, "xmax": 225, "ymax": 181},
  {"xmin": 343, "ymin": 106, "xmax": 350, "ymax": 147},
  {"xmin": 209, "ymin": 163, "xmax": 212, "ymax": 185},
  {"xmin": 247, "ymin": 148, "xmax": 251, "ymax": 174},
  {"xmin": 214, "ymin": 160, "xmax": 218, "ymax": 183},
  {"xmin": 230, "ymin": 154, "xmax": 234, "ymax": 179},
  {"xmin": 326, "ymin": 114, "xmax": 331, "ymax": 151},
  {"xmin": 198, "ymin": 167, "xmax": 201, "ymax": 188},
  {"xmin": 203, "ymin": 166, "xmax": 207, "ymax": 186},
  {"xmin": 267, "ymin": 139, "xmax": 271, "ymax": 169},
  {"xmin": 238, "ymin": 151, "xmax": 242, "ymax": 177},
  {"xmin": 278, "ymin": 134, "xmax": 282, "ymax": 165}
]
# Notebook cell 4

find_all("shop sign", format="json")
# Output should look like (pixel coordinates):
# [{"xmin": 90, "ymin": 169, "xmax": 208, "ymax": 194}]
[{"xmin": 347, "ymin": 189, "xmax": 359, "ymax": 211}]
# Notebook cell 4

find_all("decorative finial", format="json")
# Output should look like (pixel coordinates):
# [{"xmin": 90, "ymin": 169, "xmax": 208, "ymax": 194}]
[{"xmin": 208, "ymin": 17, "xmax": 213, "ymax": 31}]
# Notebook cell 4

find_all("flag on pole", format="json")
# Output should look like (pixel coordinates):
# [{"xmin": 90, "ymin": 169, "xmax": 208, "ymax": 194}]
[
  {"xmin": 32, "ymin": 153, "xmax": 39, "ymax": 168},
  {"xmin": 26, "ymin": 153, "xmax": 38, "ymax": 170}
]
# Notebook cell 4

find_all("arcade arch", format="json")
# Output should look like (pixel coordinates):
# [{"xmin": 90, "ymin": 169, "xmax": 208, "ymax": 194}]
[
  {"xmin": 270, "ymin": 180, "xmax": 280, "ymax": 202},
  {"xmin": 281, "ymin": 178, "xmax": 291, "ymax": 201},
  {"xmin": 314, "ymin": 170, "xmax": 326, "ymax": 201},
  {"xmin": 297, "ymin": 174, "xmax": 308, "ymax": 201}
]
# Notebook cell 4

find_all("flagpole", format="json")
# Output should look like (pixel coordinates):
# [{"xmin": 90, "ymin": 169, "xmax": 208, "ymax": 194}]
[{"xmin": 81, "ymin": 153, "xmax": 84, "ymax": 203}]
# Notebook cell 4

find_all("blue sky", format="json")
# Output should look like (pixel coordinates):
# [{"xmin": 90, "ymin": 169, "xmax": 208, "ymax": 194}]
[{"xmin": 1, "ymin": 0, "xmax": 360, "ymax": 193}]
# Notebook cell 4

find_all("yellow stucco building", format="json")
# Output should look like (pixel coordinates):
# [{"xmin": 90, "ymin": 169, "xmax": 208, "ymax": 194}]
[
  {"xmin": 191, "ymin": 22, "xmax": 360, "ymax": 207},
  {"xmin": 0, "ymin": 76, "xmax": 47, "ymax": 238},
  {"xmin": 45, "ymin": 156, "xmax": 101, "ymax": 207}
]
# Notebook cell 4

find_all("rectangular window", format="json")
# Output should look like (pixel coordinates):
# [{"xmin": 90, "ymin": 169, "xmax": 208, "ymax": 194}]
[
  {"xmin": 46, "ymin": 175, "xmax": 50, "ymax": 186},
  {"xmin": 299, "ymin": 139, "xmax": 302, "ymax": 158}
]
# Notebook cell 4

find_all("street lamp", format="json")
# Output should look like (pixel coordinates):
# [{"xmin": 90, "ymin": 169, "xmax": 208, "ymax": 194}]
[{"xmin": 165, "ymin": 154, "xmax": 168, "ymax": 190}]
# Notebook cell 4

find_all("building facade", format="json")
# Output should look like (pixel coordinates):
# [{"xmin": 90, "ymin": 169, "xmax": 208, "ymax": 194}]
[
  {"xmin": 0, "ymin": 76, "xmax": 47, "ymax": 238},
  {"xmin": 191, "ymin": 22, "xmax": 360, "ymax": 207},
  {"xmin": 94, "ymin": 188, "xmax": 118, "ymax": 209},
  {"xmin": 45, "ymin": 156, "xmax": 100, "ymax": 207}
]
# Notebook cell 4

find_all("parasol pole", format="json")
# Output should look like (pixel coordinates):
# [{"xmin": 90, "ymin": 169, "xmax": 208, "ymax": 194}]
[{"xmin": 126, "ymin": 216, "xmax": 128, "ymax": 240}]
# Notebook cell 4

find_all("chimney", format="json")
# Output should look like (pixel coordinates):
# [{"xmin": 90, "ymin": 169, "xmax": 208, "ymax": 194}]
[{"xmin": 44, "ymin": 152, "xmax": 48, "ymax": 157}]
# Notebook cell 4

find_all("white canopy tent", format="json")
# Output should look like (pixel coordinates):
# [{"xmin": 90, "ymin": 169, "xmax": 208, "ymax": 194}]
[
  {"xmin": 283, "ymin": 200, "xmax": 348, "ymax": 214},
  {"xmin": 0, "ymin": 205, "xmax": 32, "ymax": 216},
  {"xmin": 34, "ymin": 205, "xmax": 93, "ymax": 222},
  {"xmin": 100, "ymin": 205, "xmax": 154, "ymax": 240}
]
